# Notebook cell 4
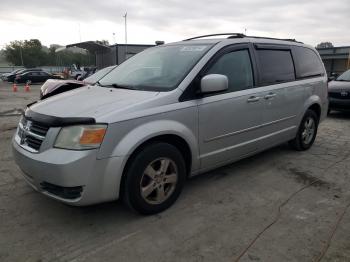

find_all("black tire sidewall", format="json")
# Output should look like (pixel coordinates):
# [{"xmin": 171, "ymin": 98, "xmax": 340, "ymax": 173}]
[{"xmin": 123, "ymin": 142, "xmax": 186, "ymax": 215}]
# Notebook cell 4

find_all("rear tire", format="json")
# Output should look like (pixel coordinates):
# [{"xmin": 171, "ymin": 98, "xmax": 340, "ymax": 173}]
[
  {"xmin": 289, "ymin": 109, "xmax": 319, "ymax": 151},
  {"xmin": 122, "ymin": 142, "xmax": 186, "ymax": 215}
]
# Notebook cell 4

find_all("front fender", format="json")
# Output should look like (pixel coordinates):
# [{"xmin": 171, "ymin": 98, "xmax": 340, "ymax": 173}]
[{"xmin": 98, "ymin": 119, "xmax": 199, "ymax": 172}]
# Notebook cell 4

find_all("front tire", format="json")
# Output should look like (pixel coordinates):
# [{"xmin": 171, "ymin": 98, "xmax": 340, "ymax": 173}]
[
  {"xmin": 122, "ymin": 142, "xmax": 186, "ymax": 215},
  {"xmin": 289, "ymin": 109, "xmax": 319, "ymax": 151}
]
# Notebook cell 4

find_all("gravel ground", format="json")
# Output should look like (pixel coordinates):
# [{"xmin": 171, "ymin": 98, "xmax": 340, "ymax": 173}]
[{"xmin": 0, "ymin": 80, "xmax": 350, "ymax": 262}]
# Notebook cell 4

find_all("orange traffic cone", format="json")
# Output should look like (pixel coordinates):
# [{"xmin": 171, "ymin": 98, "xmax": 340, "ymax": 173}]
[
  {"xmin": 12, "ymin": 82, "xmax": 18, "ymax": 92},
  {"xmin": 25, "ymin": 81, "xmax": 30, "ymax": 92}
]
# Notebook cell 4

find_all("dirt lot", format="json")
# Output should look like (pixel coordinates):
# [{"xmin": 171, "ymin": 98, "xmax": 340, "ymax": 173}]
[{"xmin": 1, "ymin": 80, "xmax": 350, "ymax": 262}]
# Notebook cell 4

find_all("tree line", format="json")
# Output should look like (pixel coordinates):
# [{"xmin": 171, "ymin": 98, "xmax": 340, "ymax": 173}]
[{"xmin": 3, "ymin": 39, "xmax": 95, "ymax": 68}]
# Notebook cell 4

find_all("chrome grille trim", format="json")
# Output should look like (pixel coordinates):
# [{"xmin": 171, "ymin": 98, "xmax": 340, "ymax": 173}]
[
  {"xmin": 16, "ymin": 117, "xmax": 50, "ymax": 153},
  {"xmin": 18, "ymin": 122, "xmax": 45, "ymax": 140}
]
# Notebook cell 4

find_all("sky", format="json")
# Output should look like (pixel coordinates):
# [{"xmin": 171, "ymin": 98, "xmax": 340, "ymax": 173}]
[{"xmin": 0, "ymin": 0, "xmax": 349, "ymax": 49}]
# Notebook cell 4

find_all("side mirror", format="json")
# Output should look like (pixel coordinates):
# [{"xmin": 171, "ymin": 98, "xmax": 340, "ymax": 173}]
[{"xmin": 200, "ymin": 74, "xmax": 228, "ymax": 94}]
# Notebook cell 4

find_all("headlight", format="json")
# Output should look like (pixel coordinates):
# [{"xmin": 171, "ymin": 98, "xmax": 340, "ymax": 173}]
[{"xmin": 54, "ymin": 124, "xmax": 107, "ymax": 150}]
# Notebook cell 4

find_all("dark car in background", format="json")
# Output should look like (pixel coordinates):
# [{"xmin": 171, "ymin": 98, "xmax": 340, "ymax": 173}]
[
  {"xmin": 328, "ymin": 69, "xmax": 350, "ymax": 113},
  {"xmin": 7, "ymin": 68, "xmax": 43, "ymax": 82},
  {"xmin": 1, "ymin": 68, "xmax": 23, "ymax": 81},
  {"xmin": 15, "ymin": 71, "xmax": 63, "ymax": 83},
  {"xmin": 40, "ymin": 65, "xmax": 116, "ymax": 99}
]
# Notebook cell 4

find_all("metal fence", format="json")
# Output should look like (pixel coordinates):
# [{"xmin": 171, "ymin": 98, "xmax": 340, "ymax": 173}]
[{"xmin": 0, "ymin": 66, "xmax": 67, "ymax": 74}]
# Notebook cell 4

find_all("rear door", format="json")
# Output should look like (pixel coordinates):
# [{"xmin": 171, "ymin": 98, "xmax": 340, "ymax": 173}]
[
  {"xmin": 253, "ymin": 45, "xmax": 303, "ymax": 148},
  {"xmin": 197, "ymin": 44, "xmax": 266, "ymax": 169},
  {"xmin": 30, "ymin": 72, "xmax": 40, "ymax": 82},
  {"xmin": 39, "ymin": 72, "xmax": 50, "ymax": 82}
]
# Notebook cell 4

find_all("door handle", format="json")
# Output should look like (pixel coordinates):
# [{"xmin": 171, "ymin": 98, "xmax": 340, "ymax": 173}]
[
  {"xmin": 264, "ymin": 93, "xmax": 276, "ymax": 100},
  {"xmin": 247, "ymin": 96, "xmax": 260, "ymax": 103}
]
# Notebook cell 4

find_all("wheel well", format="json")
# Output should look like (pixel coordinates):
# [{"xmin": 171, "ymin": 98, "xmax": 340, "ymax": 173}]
[
  {"xmin": 308, "ymin": 104, "xmax": 321, "ymax": 121},
  {"xmin": 120, "ymin": 135, "xmax": 192, "ymax": 197}
]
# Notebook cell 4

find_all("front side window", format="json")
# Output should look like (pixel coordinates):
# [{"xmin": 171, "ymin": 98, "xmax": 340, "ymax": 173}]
[
  {"xmin": 256, "ymin": 49, "xmax": 295, "ymax": 85},
  {"xmin": 98, "ymin": 44, "xmax": 213, "ymax": 91},
  {"xmin": 205, "ymin": 49, "xmax": 254, "ymax": 92}
]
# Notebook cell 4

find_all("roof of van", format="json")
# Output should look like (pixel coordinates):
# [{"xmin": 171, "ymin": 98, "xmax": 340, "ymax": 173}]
[{"xmin": 166, "ymin": 33, "xmax": 311, "ymax": 48}]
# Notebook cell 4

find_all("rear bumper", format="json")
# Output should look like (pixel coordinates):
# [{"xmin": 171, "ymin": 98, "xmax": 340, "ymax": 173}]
[
  {"xmin": 12, "ymin": 138, "xmax": 125, "ymax": 206},
  {"xmin": 329, "ymin": 97, "xmax": 350, "ymax": 111}
]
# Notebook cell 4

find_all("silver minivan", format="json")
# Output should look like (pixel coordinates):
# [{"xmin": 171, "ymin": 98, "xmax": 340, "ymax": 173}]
[{"xmin": 12, "ymin": 34, "xmax": 328, "ymax": 214}]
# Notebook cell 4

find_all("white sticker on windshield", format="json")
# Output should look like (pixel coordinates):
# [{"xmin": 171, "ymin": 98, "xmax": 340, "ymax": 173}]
[{"xmin": 181, "ymin": 46, "xmax": 207, "ymax": 52}]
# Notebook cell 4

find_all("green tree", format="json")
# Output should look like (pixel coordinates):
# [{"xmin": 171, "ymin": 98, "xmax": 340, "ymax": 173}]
[
  {"xmin": 4, "ymin": 39, "xmax": 95, "ymax": 68},
  {"xmin": 4, "ymin": 40, "xmax": 24, "ymax": 66},
  {"xmin": 316, "ymin": 42, "xmax": 334, "ymax": 49},
  {"xmin": 96, "ymin": 40, "xmax": 109, "ymax": 46},
  {"xmin": 4, "ymin": 39, "xmax": 46, "ymax": 67}
]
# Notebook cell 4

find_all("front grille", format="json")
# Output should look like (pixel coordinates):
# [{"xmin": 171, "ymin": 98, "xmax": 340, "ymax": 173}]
[
  {"xmin": 30, "ymin": 122, "xmax": 50, "ymax": 136},
  {"xmin": 26, "ymin": 136, "xmax": 42, "ymax": 150},
  {"xmin": 329, "ymin": 91, "xmax": 350, "ymax": 99},
  {"xmin": 40, "ymin": 182, "xmax": 83, "ymax": 199},
  {"xmin": 17, "ymin": 117, "xmax": 50, "ymax": 152}
]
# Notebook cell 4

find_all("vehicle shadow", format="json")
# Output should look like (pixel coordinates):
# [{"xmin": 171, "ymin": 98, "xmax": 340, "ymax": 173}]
[{"xmin": 42, "ymin": 142, "xmax": 290, "ymax": 222}]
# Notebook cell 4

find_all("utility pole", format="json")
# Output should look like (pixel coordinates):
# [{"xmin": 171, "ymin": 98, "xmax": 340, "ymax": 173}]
[
  {"xmin": 19, "ymin": 44, "xmax": 24, "ymax": 67},
  {"xmin": 123, "ymin": 12, "xmax": 128, "ymax": 60},
  {"xmin": 113, "ymin": 32, "xmax": 116, "ymax": 44},
  {"xmin": 78, "ymin": 23, "xmax": 82, "ymax": 42}
]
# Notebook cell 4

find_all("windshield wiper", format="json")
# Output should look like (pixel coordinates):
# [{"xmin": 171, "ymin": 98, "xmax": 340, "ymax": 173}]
[
  {"xmin": 110, "ymin": 83, "xmax": 137, "ymax": 90},
  {"xmin": 94, "ymin": 81, "xmax": 104, "ymax": 86},
  {"xmin": 95, "ymin": 82, "xmax": 137, "ymax": 89}
]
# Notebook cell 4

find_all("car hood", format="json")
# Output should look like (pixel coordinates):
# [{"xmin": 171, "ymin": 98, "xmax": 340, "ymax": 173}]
[
  {"xmin": 328, "ymin": 80, "xmax": 350, "ymax": 91},
  {"xmin": 30, "ymin": 85, "xmax": 159, "ymax": 121},
  {"xmin": 41, "ymin": 79, "xmax": 85, "ymax": 96}
]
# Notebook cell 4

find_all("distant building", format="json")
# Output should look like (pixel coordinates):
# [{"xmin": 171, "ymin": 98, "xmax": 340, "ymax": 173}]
[
  {"xmin": 317, "ymin": 46, "xmax": 350, "ymax": 75},
  {"xmin": 65, "ymin": 41, "xmax": 154, "ymax": 69}
]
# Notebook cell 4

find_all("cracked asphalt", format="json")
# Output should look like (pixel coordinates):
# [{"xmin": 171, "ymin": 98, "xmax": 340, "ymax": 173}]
[{"xmin": 1, "ymin": 81, "xmax": 350, "ymax": 262}]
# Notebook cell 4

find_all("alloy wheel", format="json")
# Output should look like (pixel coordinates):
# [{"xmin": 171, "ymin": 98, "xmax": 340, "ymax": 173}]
[
  {"xmin": 302, "ymin": 117, "xmax": 316, "ymax": 145},
  {"xmin": 140, "ymin": 158, "xmax": 178, "ymax": 205}
]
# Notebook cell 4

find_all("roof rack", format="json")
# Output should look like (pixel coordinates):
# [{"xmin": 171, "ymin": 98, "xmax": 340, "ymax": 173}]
[
  {"xmin": 245, "ymin": 36, "xmax": 303, "ymax": 44},
  {"xmin": 183, "ymin": 33, "xmax": 245, "ymax": 41},
  {"xmin": 182, "ymin": 33, "xmax": 303, "ymax": 44}
]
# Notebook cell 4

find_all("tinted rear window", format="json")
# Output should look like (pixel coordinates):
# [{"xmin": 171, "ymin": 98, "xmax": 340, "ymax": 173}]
[
  {"xmin": 293, "ymin": 47, "xmax": 324, "ymax": 78},
  {"xmin": 256, "ymin": 49, "xmax": 295, "ymax": 85}
]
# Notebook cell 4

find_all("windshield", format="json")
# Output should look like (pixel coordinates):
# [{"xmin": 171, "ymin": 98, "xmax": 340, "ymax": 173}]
[
  {"xmin": 14, "ymin": 69, "xmax": 25, "ymax": 75},
  {"xmin": 11, "ymin": 69, "xmax": 22, "ymax": 74},
  {"xmin": 85, "ymin": 66, "xmax": 116, "ymax": 83},
  {"xmin": 336, "ymin": 69, "xmax": 350, "ymax": 81},
  {"xmin": 98, "ymin": 44, "xmax": 212, "ymax": 91}
]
